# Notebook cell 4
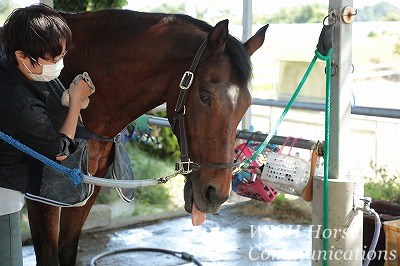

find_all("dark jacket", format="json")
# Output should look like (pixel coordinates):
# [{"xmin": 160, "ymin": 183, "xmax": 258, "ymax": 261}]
[{"xmin": 0, "ymin": 57, "xmax": 76, "ymax": 193}]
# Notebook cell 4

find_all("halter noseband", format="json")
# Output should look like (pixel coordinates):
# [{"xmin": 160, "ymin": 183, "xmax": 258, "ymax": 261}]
[{"xmin": 172, "ymin": 39, "xmax": 240, "ymax": 175}]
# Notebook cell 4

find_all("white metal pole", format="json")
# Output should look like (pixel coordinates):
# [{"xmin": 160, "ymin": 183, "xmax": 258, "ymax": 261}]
[
  {"xmin": 328, "ymin": 2, "xmax": 354, "ymax": 180},
  {"xmin": 312, "ymin": 0, "xmax": 364, "ymax": 265},
  {"xmin": 241, "ymin": 0, "xmax": 252, "ymax": 130}
]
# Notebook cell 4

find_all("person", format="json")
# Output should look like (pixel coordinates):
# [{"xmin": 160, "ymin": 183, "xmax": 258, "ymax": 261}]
[{"xmin": 0, "ymin": 4, "xmax": 93, "ymax": 265}]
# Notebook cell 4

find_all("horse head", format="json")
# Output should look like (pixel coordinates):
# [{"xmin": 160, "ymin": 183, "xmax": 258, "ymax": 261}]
[
  {"xmin": 166, "ymin": 20, "xmax": 269, "ymax": 225},
  {"xmin": 59, "ymin": 10, "xmax": 268, "ymax": 226}
]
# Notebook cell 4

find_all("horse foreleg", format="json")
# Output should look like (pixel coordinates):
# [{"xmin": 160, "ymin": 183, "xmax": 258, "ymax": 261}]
[
  {"xmin": 27, "ymin": 199, "xmax": 61, "ymax": 266},
  {"xmin": 58, "ymin": 186, "xmax": 101, "ymax": 266}
]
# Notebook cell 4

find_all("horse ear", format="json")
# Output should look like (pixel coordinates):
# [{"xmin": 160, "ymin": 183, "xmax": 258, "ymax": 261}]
[
  {"xmin": 244, "ymin": 24, "xmax": 269, "ymax": 56},
  {"xmin": 208, "ymin": 19, "xmax": 229, "ymax": 54}
]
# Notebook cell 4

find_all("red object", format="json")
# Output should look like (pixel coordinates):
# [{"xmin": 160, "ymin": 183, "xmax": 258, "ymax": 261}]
[{"xmin": 232, "ymin": 172, "xmax": 278, "ymax": 203}]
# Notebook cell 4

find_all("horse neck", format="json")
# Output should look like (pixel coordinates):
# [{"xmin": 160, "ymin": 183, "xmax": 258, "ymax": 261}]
[{"xmin": 81, "ymin": 18, "xmax": 206, "ymax": 137}]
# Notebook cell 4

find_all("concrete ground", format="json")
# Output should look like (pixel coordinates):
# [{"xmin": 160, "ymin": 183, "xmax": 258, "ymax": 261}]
[{"xmin": 23, "ymin": 200, "xmax": 313, "ymax": 265}]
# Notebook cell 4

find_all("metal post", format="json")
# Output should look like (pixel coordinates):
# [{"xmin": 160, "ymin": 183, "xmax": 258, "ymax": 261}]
[
  {"xmin": 242, "ymin": 0, "xmax": 252, "ymax": 47},
  {"xmin": 241, "ymin": 0, "xmax": 252, "ymax": 130},
  {"xmin": 312, "ymin": 1, "xmax": 364, "ymax": 265},
  {"xmin": 328, "ymin": 0, "xmax": 353, "ymax": 179}
]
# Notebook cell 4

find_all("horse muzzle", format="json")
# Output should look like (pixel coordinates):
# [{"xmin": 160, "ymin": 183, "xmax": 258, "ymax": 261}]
[{"xmin": 184, "ymin": 172, "xmax": 230, "ymax": 215}]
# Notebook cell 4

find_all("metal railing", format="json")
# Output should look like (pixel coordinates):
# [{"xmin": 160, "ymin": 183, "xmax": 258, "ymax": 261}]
[
  {"xmin": 152, "ymin": 98, "xmax": 400, "ymax": 120},
  {"xmin": 146, "ymin": 116, "xmax": 318, "ymax": 151},
  {"xmin": 252, "ymin": 98, "xmax": 400, "ymax": 119},
  {"xmin": 146, "ymin": 97, "xmax": 399, "ymax": 151}
]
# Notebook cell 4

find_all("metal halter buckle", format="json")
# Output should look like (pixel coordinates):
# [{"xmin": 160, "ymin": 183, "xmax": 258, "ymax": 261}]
[
  {"xmin": 175, "ymin": 160, "xmax": 193, "ymax": 175},
  {"xmin": 113, "ymin": 133, "xmax": 122, "ymax": 142},
  {"xmin": 179, "ymin": 71, "xmax": 194, "ymax": 90}
]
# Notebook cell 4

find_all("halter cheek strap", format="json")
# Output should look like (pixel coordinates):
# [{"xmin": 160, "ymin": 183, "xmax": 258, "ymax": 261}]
[{"xmin": 172, "ymin": 39, "xmax": 239, "ymax": 174}]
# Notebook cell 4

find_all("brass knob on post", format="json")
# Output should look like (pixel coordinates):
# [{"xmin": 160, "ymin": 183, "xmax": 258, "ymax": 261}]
[{"xmin": 341, "ymin": 6, "xmax": 357, "ymax": 24}]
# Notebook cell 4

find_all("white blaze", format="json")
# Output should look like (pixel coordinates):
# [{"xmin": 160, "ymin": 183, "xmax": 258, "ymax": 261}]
[{"xmin": 227, "ymin": 85, "xmax": 239, "ymax": 109}]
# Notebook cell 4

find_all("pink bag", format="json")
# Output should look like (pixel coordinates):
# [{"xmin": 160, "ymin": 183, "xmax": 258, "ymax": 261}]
[{"xmin": 232, "ymin": 143, "xmax": 278, "ymax": 203}]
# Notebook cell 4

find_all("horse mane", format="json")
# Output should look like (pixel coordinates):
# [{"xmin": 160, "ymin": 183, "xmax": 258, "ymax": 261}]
[{"xmin": 162, "ymin": 13, "xmax": 253, "ymax": 85}]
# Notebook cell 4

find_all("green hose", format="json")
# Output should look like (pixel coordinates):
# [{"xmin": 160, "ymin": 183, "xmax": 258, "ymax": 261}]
[{"xmin": 316, "ymin": 48, "xmax": 332, "ymax": 266}]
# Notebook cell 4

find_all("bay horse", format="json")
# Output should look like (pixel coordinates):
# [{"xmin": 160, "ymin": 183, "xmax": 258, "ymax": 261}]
[{"xmin": 23, "ymin": 9, "xmax": 268, "ymax": 265}]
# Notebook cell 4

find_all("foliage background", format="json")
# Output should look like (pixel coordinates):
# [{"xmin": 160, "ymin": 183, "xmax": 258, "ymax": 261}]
[{"xmin": 54, "ymin": 0, "xmax": 127, "ymax": 12}]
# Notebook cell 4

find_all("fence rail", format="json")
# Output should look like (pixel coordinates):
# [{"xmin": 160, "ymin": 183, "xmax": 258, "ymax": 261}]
[
  {"xmin": 352, "ymin": 63, "xmax": 400, "ymax": 80},
  {"xmin": 152, "ymin": 98, "xmax": 400, "ymax": 120},
  {"xmin": 146, "ymin": 97, "xmax": 399, "ymax": 151},
  {"xmin": 252, "ymin": 98, "xmax": 400, "ymax": 119}
]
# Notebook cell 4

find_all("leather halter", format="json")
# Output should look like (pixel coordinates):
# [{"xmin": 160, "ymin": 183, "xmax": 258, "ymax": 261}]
[
  {"xmin": 78, "ymin": 38, "xmax": 239, "ymax": 175},
  {"xmin": 172, "ymin": 39, "xmax": 239, "ymax": 175}
]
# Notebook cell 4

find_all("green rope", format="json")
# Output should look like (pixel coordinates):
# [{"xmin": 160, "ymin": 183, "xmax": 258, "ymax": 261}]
[
  {"xmin": 235, "ymin": 55, "xmax": 319, "ymax": 173},
  {"xmin": 316, "ymin": 48, "xmax": 332, "ymax": 265},
  {"xmin": 235, "ymin": 48, "xmax": 332, "ymax": 264}
]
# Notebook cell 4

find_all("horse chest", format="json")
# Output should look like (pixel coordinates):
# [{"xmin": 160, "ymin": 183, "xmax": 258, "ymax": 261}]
[{"xmin": 87, "ymin": 140, "xmax": 114, "ymax": 176}]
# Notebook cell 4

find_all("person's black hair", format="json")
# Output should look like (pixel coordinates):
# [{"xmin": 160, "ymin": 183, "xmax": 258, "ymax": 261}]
[{"xmin": 2, "ymin": 4, "xmax": 72, "ymax": 65}]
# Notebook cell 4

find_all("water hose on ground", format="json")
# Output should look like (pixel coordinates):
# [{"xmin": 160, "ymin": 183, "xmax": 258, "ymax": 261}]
[{"xmin": 89, "ymin": 247, "xmax": 203, "ymax": 266}]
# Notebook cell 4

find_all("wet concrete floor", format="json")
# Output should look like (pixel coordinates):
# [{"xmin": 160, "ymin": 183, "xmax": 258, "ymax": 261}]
[{"xmin": 23, "ymin": 203, "xmax": 312, "ymax": 265}]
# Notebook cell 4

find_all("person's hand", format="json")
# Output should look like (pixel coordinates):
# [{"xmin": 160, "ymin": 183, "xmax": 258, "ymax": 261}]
[{"xmin": 68, "ymin": 76, "xmax": 93, "ymax": 108}]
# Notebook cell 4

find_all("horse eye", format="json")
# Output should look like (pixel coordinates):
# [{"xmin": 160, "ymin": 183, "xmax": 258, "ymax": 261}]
[{"xmin": 199, "ymin": 93, "xmax": 211, "ymax": 106}]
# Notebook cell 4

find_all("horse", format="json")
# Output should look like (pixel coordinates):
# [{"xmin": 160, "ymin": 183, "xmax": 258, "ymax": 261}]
[{"xmin": 14, "ymin": 9, "xmax": 267, "ymax": 265}]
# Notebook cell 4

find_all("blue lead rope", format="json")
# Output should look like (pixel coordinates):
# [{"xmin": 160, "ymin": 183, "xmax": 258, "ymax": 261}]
[{"xmin": 0, "ymin": 131, "xmax": 83, "ymax": 186}]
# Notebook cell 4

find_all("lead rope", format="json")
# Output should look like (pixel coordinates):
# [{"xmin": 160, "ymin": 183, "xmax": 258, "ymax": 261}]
[
  {"xmin": 0, "ymin": 130, "xmax": 82, "ymax": 185},
  {"xmin": 233, "ymin": 19, "xmax": 334, "ymax": 265},
  {"xmin": 233, "ymin": 54, "xmax": 319, "ymax": 174},
  {"xmin": 318, "ymin": 48, "xmax": 332, "ymax": 266},
  {"xmin": 0, "ymin": 130, "xmax": 182, "ymax": 188}
]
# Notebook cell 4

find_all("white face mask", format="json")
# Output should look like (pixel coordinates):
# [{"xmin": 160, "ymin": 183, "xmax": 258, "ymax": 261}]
[{"xmin": 22, "ymin": 56, "xmax": 64, "ymax": 82}]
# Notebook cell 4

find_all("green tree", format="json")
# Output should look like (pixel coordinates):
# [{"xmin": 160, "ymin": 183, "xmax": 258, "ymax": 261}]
[
  {"xmin": 0, "ymin": 0, "xmax": 13, "ymax": 24},
  {"xmin": 0, "ymin": 0, "xmax": 11, "ymax": 13},
  {"xmin": 367, "ymin": 31, "xmax": 378, "ymax": 38},
  {"xmin": 194, "ymin": 6, "xmax": 208, "ymax": 21},
  {"xmin": 357, "ymin": 6, "xmax": 374, "ymax": 21},
  {"xmin": 54, "ymin": 0, "xmax": 127, "ymax": 12},
  {"xmin": 146, "ymin": 2, "xmax": 213, "ymax": 22},
  {"xmin": 364, "ymin": 161, "xmax": 400, "ymax": 203},
  {"xmin": 394, "ymin": 44, "xmax": 400, "ymax": 54},
  {"xmin": 383, "ymin": 12, "xmax": 400, "ymax": 21},
  {"xmin": 254, "ymin": 4, "xmax": 327, "ymax": 24},
  {"xmin": 394, "ymin": 22, "xmax": 400, "ymax": 53},
  {"xmin": 295, "ymin": 5, "xmax": 327, "ymax": 23},
  {"xmin": 141, "ymin": 1, "xmax": 232, "ymax": 25},
  {"xmin": 132, "ymin": 111, "xmax": 181, "ymax": 162},
  {"xmin": 148, "ymin": 3, "xmax": 185, "ymax": 14},
  {"xmin": 356, "ymin": 2, "xmax": 399, "ymax": 21}
]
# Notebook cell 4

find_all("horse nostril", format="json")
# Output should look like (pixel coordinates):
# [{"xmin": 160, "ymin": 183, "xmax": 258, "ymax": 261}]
[{"xmin": 205, "ymin": 185, "xmax": 217, "ymax": 204}]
